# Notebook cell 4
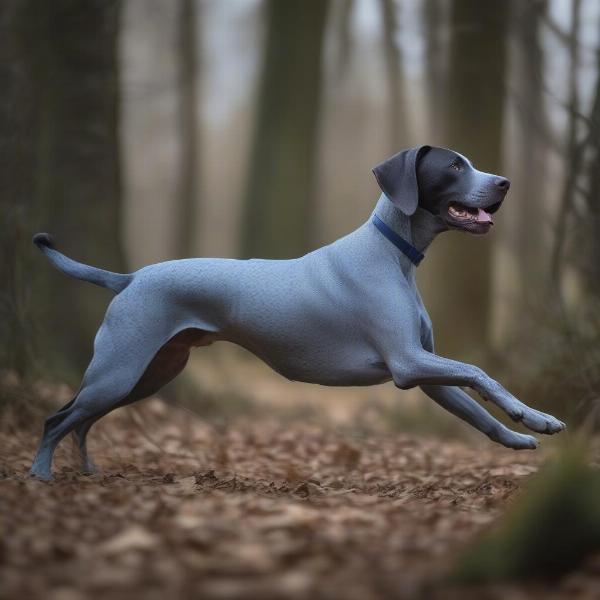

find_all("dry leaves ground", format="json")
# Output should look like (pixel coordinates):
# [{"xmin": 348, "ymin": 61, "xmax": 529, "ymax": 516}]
[{"xmin": 1, "ymin": 389, "xmax": 598, "ymax": 600}]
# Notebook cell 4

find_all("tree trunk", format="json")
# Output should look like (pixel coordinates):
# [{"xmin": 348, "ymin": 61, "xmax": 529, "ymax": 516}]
[
  {"xmin": 379, "ymin": 0, "xmax": 410, "ymax": 151},
  {"xmin": 422, "ymin": 0, "xmax": 447, "ymax": 144},
  {"xmin": 241, "ymin": 0, "xmax": 329, "ymax": 259},
  {"xmin": 176, "ymin": 0, "xmax": 200, "ymax": 258},
  {"xmin": 578, "ymin": 34, "xmax": 600, "ymax": 297},
  {"xmin": 334, "ymin": 0, "xmax": 353, "ymax": 83},
  {"xmin": 490, "ymin": 0, "xmax": 549, "ymax": 347},
  {"xmin": 0, "ymin": 0, "xmax": 125, "ymax": 380},
  {"xmin": 0, "ymin": 0, "xmax": 39, "ymax": 377},
  {"xmin": 549, "ymin": 0, "xmax": 582, "ymax": 295},
  {"xmin": 426, "ymin": 0, "xmax": 510, "ymax": 359},
  {"xmin": 512, "ymin": 0, "xmax": 548, "ymax": 299}
]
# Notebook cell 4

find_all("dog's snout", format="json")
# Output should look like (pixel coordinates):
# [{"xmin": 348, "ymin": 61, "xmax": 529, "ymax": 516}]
[{"xmin": 495, "ymin": 177, "xmax": 510, "ymax": 190}]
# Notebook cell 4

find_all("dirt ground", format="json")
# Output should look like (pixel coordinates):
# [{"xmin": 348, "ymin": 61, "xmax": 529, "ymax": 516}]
[{"xmin": 1, "ymin": 394, "xmax": 599, "ymax": 600}]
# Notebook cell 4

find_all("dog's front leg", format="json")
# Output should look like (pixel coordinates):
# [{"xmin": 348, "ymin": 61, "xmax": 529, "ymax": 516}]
[
  {"xmin": 420, "ymin": 385, "xmax": 538, "ymax": 449},
  {"xmin": 390, "ymin": 351, "xmax": 565, "ymax": 435},
  {"xmin": 416, "ymin": 319, "xmax": 539, "ymax": 447}
]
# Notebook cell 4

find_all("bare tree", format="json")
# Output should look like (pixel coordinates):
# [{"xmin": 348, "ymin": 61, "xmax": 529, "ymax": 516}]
[
  {"xmin": 0, "ymin": 0, "xmax": 125, "ymax": 379},
  {"xmin": 422, "ymin": 0, "xmax": 447, "ymax": 143},
  {"xmin": 511, "ymin": 0, "xmax": 549, "ymax": 300},
  {"xmin": 572, "ymin": 39, "xmax": 600, "ymax": 297},
  {"xmin": 241, "ymin": 0, "xmax": 330, "ymax": 259},
  {"xmin": 549, "ymin": 0, "xmax": 582, "ymax": 294},
  {"xmin": 176, "ymin": 0, "xmax": 201, "ymax": 258},
  {"xmin": 0, "ymin": 0, "xmax": 39, "ymax": 376},
  {"xmin": 426, "ymin": 0, "xmax": 511, "ymax": 358},
  {"xmin": 379, "ymin": 0, "xmax": 410, "ymax": 150},
  {"xmin": 334, "ymin": 0, "xmax": 354, "ymax": 83}
]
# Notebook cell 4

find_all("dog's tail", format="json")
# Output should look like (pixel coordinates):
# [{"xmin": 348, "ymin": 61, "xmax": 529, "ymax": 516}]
[{"xmin": 33, "ymin": 233, "xmax": 133, "ymax": 294}]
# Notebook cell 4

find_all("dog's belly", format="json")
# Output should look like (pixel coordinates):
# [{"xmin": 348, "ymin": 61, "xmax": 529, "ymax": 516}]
[
  {"xmin": 229, "ymin": 334, "xmax": 392, "ymax": 387},
  {"xmin": 250, "ymin": 350, "xmax": 391, "ymax": 386},
  {"xmin": 281, "ymin": 361, "xmax": 392, "ymax": 386}
]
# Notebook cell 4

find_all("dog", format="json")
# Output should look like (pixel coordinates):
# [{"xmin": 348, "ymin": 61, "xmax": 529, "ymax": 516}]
[{"xmin": 29, "ymin": 145, "xmax": 565, "ymax": 480}]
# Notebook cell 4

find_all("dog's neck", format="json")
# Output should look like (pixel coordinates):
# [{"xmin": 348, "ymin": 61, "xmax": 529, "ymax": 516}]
[{"xmin": 373, "ymin": 194, "xmax": 448, "ymax": 259}]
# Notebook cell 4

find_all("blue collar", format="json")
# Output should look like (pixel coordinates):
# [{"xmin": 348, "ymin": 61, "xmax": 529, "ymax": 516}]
[{"xmin": 371, "ymin": 213, "xmax": 424, "ymax": 266}]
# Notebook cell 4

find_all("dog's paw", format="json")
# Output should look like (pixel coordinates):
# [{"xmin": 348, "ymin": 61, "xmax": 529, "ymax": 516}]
[
  {"xmin": 520, "ymin": 409, "xmax": 565, "ymax": 435},
  {"xmin": 81, "ymin": 462, "xmax": 102, "ymax": 476},
  {"xmin": 493, "ymin": 428, "xmax": 539, "ymax": 450},
  {"xmin": 28, "ymin": 470, "xmax": 53, "ymax": 482},
  {"xmin": 501, "ymin": 398, "xmax": 566, "ymax": 435}
]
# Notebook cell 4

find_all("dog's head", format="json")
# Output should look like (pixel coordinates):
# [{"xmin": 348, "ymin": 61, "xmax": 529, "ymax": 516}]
[{"xmin": 372, "ymin": 145, "xmax": 510, "ymax": 234}]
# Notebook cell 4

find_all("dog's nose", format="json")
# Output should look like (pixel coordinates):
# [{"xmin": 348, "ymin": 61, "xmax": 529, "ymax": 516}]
[{"xmin": 495, "ymin": 177, "xmax": 510, "ymax": 190}]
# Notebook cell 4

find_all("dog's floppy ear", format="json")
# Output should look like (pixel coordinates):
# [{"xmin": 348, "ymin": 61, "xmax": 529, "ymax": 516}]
[{"xmin": 372, "ymin": 145, "xmax": 431, "ymax": 216}]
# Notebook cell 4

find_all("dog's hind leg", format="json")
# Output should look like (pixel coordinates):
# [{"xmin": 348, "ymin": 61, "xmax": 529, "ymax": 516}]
[
  {"xmin": 29, "ymin": 322, "xmax": 169, "ymax": 480},
  {"xmin": 29, "ymin": 406, "xmax": 89, "ymax": 480},
  {"xmin": 73, "ymin": 417, "xmax": 103, "ymax": 474},
  {"xmin": 32, "ymin": 392, "xmax": 102, "ymax": 475},
  {"xmin": 28, "ymin": 366, "xmax": 146, "ymax": 481},
  {"xmin": 30, "ymin": 379, "xmax": 145, "ymax": 480},
  {"xmin": 71, "ymin": 328, "xmax": 207, "ymax": 474}
]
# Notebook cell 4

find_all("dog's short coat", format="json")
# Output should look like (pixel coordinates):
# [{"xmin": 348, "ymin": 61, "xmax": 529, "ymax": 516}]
[{"xmin": 29, "ymin": 145, "xmax": 565, "ymax": 480}]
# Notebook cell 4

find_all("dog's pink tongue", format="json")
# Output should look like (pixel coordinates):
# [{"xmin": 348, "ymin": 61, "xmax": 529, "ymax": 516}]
[{"xmin": 476, "ymin": 208, "xmax": 493, "ymax": 224}]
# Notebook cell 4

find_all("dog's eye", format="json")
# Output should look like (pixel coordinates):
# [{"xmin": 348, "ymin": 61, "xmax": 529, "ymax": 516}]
[{"xmin": 450, "ymin": 161, "xmax": 463, "ymax": 172}]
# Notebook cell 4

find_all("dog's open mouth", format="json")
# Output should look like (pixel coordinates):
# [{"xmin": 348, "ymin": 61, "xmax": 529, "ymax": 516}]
[{"xmin": 447, "ymin": 202, "xmax": 497, "ymax": 234}]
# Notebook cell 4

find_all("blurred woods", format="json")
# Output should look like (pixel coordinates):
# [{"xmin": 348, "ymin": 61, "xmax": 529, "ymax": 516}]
[{"xmin": 2, "ymin": 0, "xmax": 600, "ymax": 425}]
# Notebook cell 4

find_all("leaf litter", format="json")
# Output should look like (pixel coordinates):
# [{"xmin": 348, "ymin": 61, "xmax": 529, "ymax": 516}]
[{"xmin": 1, "ymin": 395, "xmax": 598, "ymax": 599}]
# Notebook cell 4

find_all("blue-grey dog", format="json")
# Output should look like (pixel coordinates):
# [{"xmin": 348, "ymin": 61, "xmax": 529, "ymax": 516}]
[{"xmin": 29, "ymin": 145, "xmax": 565, "ymax": 480}]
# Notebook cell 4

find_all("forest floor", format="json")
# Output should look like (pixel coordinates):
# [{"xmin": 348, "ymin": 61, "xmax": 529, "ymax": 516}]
[{"xmin": 1, "ymin": 382, "xmax": 599, "ymax": 600}]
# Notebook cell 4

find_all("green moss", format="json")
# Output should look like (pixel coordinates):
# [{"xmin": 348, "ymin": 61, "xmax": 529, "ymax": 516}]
[{"xmin": 454, "ymin": 441, "xmax": 600, "ymax": 582}]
